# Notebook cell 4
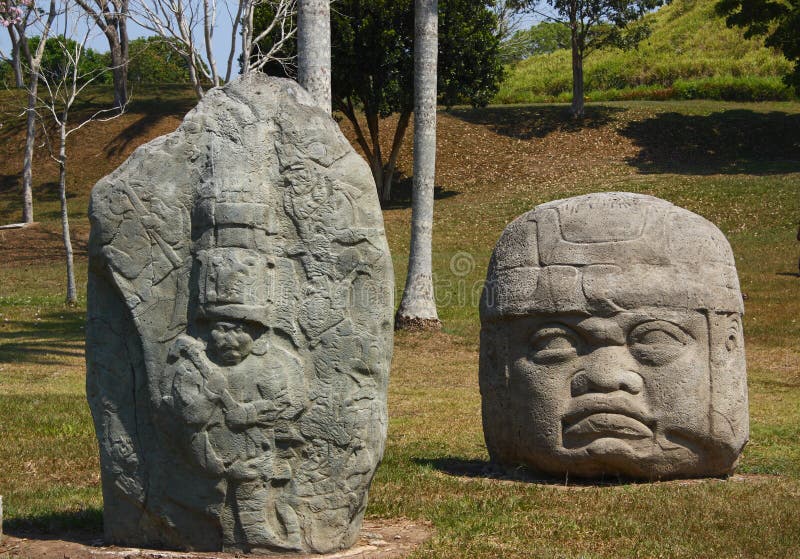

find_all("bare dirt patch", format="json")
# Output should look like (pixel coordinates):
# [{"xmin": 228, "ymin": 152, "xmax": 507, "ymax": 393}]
[
  {"xmin": 0, "ymin": 223, "xmax": 89, "ymax": 266},
  {"xmin": 0, "ymin": 519, "xmax": 432, "ymax": 559}
]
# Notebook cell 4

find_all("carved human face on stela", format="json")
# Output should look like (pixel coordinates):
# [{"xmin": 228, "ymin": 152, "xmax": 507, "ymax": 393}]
[
  {"xmin": 208, "ymin": 321, "xmax": 254, "ymax": 367},
  {"xmin": 503, "ymin": 305, "xmax": 713, "ymax": 477}
]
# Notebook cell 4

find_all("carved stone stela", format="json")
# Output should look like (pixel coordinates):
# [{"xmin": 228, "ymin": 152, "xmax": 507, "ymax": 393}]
[
  {"xmin": 86, "ymin": 75, "xmax": 394, "ymax": 553},
  {"xmin": 480, "ymin": 192, "xmax": 749, "ymax": 480}
]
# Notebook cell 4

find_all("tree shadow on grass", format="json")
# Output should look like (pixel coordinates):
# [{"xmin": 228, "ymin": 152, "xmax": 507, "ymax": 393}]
[
  {"xmin": 4, "ymin": 508, "xmax": 103, "ymax": 544},
  {"xmin": 104, "ymin": 94, "xmax": 197, "ymax": 158},
  {"xmin": 34, "ymin": 181, "xmax": 78, "ymax": 202},
  {"xmin": 382, "ymin": 175, "xmax": 460, "ymax": 210},
  {"xmin": 415, "ymin": 457, "xmax": 689, "ymax": 487},
  {"xmin": 621, "ymin": 110, "xmax": 800, "ymax": 175},
  {"xmin": 447, "ymin": 105, "xmax": 624, "ymax": 140},
  {"xmin": 104, "ymin": 112, "xmax": 174, "ymax": 158},
  {"xmin": 0, "ymin": 173, "xmax": 22, "ymax": 195},
  {"xmin": 0, "ymin": 310, "xmax": 86, "ymax": 365}
]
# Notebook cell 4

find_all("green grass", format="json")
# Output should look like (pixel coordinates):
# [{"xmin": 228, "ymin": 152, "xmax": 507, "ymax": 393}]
[
  {"xmin": 1, "ymin": 90, "xmax": 800, "ymax": 556},
  {"xmin": 496, "ymin": 0, "xmax": 796, "ymax": 104}
]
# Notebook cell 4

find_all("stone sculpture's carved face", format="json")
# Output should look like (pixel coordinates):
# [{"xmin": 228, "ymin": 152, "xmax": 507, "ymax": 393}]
[
  {"xmin": 502, "ymin": 306, "xmax": 720, "ymax": 475},
  {"xmin": 480, "ymin": 193, "xmax": 748, "ymax": 479},
  {"xmin": 209, "ymin": 321, "xmax": 255, "ymax": 366}
]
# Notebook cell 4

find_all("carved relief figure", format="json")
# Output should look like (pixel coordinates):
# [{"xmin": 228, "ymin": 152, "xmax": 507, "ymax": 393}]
[
  {"xmin": 86, "ymin": 76, "xmax": 393, "ymax": 553},
  {"xmin": 480, "ymin": 192, "xmax": 748, "ymax": 479}
]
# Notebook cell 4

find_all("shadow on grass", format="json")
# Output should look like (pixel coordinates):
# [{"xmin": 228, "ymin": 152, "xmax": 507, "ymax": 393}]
[
  {"xmin": 0, "ymin": 173, "xmax": 21, "ymax": 195},
  {"xmin": 447, "ymin": 105, "xmax": 623, "ymax": 140},
  {"xmin": 621, "ymin": 110, "xmax": 800, "ymax": 175},
  {"xmin": 104, "ymin": 94, "xmax": 197, "ymax": 158},
  {"xmin": 34, "ymin": 181, "xmax": 78, "ymax": 202},
  {"xmin": 104, "ymin": 112, "xmax": 173, "ymax": 157},
  {"xmin": 0, "ymin": 310, "xmax": 85, "ymax": 365},
  {"xmin": 415, "ymin": 457, "xmax": 694, "ymax": 487},
  {"xmin": 382, "ymin": 175, "xmax": 460, "ymax": 210},
  {"xmin": 4, "ymin": 508, "xmax": 103, "ymax": 543}
]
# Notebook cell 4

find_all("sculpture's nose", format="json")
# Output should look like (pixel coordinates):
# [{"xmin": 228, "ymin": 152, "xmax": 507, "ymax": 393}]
[{"xmin": 571, "ymin": 346, "xmax": 644, "ymax": 396}]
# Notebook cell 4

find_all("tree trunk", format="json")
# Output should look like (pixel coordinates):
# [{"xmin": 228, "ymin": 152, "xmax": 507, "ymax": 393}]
[
  {"xmin": 58, "ymin": 122, "xmax": 77, "ymax": 305},
  {"xmin": 382, "ymin": 110, "xmax": 412, "ymax": 204},
  {"xmin": 21, "ymin": 71, "xmax": 38, "ymax": 223},
  {"xmin": 203, "ymin": 0, "xmax": 219, "ymax": 86},
  {"xmin": 570, "ymin": 29, "xmax": 584, "ymax": 119},
  {"xmin": 338, "ymin": 100, "xmax": 412, "ymax": 205},
  {"xmin": 186, "ymin": 52, "xmax": 205, "ymax": 98},
  {"xmin": 297, "ymin": 0, "xmax": 331, "ymax": 114},
  {"xmin": 118, "ymin": 6, "xmax": 129, "ymax": 104},
  {"xmin": 110, "ymin": 39, "xmax": 128, "ymax": 109},
  {"xmin": 20, "ymin": 0, "xmax": 56, "ymax": 224},
  {"xmin": 8, "ymin": 27, "xmax": 24, "ymax": 88},
  {"xmin": 396, "ymin": 0, "xmax": 440, "ymax": 330}
]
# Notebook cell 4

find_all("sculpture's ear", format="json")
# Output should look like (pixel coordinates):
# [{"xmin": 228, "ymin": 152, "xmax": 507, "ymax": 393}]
[
  {"xmin": 479, "ymin": 323, "xmax": 514, "ymax": 463},
  {"xmin": 708, "ymin": 311, "xmax": 749, "ymax": 455}
]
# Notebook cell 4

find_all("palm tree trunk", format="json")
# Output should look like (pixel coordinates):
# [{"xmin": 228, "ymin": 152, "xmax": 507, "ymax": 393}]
[
  {"xmin": 297, "ymin": 0, "xmax": 331, "ymax": 114},
  {"xmin": 396, "ymin": 0, "xmax": 441, "ymax": 330}
]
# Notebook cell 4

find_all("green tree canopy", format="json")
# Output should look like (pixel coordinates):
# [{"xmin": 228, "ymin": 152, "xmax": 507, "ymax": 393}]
[
  {"xmin": 127, "ymin": 37, "xmax": 195, "ymax": 84},
  {"xmin": 501, "ymin": 21, "xmax": 571, "ymax": 63},
  {"xmin": 509, "ymin": 0, "xmax": 664, "ymax": 116},
  {"xmin": 716, "ymin": 0, "xmax": 800, "ymax": 89},
  {"xmin": 252, "ymin": 0, "xmax": 504, "ymax": 202},
  {"xmin": 16, "ymin": 36, "xmax": 111, "ymax": 85}
]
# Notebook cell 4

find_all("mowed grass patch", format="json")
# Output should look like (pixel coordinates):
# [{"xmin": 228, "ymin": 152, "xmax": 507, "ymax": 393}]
[
  {"xmin": 371, "ymin": 334, "xmax": 800, "ymax": 559},
  {"xmin": 0, "ymin": 93, "xmax": 799, "ymax": 555},
  {"xmin": 0, "ymin": 392, "xmax": 101, "ymax": 532}
]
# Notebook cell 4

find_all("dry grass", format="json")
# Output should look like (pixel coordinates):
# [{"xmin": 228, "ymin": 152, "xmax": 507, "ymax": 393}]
[{"xmin": 1, "ymin": 86, "xmax": 799, "ymax": 556}]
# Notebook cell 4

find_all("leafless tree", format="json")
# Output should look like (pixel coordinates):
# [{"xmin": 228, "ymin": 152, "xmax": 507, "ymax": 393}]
[
  {"xmin": 130, "ymin": 0, "xmax": 296, "ymax": 98},
  {"xmin": 1, "ymin": 0, "xmax": 35, "ymax": 87},
  {"xmin": 492, "ymin": 0, "xmax": 526, "ymax": 41},
  {"xmin": 0, "ymin": 0, "xmax": 58, "ymax": 224},
  {"xmin": 74, "ymin": 0, "xmax": 130, "ymax": 108},
  {"xmin": 35, "ymin": 1, "xmax": 126, "ymax": 304}
]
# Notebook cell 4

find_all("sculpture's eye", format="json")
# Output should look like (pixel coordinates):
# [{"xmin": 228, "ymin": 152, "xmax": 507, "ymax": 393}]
[
  {"xmin": 529, "ymin": 324, "xmax": 580, "ymax": 364},
  {"xmin": 628, "ymin": 320, "xmax": 691, "ymax": 365}
]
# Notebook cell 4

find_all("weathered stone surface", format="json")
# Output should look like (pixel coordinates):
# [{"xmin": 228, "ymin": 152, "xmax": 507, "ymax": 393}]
[
  {"xmin": 479, "ymin": 192, "xmax": 748, "ymax": 480},
  {"xmin": 86, "ymin": 75, "xmax": 394, "ymax": 553}
]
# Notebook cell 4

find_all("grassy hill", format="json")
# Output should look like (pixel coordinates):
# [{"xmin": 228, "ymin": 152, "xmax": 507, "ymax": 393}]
[{"xmin": 496, "ymin": 0, "xmax": 796, "ymax": 103}]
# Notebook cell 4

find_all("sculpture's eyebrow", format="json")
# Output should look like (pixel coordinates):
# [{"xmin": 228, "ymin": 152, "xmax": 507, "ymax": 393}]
[{"xmin": 573, "ymin": 316, "xmax": 626, "ymax": 345}]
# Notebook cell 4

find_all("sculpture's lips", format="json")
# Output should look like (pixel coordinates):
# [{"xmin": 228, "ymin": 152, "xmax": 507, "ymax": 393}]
[
  {"xmin": 563, "ymin": 396, "xmax": 653, "ymax": 440},
  {"xmin": 563, "ymin": 413, "xmax": 653, "ymax": 440}
]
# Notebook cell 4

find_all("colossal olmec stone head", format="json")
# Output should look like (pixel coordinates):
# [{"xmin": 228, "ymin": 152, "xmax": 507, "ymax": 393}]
[{"xmin": 479, "ymin": 192, "xmax": 749, "ymax": 480}]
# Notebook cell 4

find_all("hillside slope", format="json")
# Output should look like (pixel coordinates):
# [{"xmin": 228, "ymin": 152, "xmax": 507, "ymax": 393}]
[{"xmin": 496, "ymin": 0, "xmax": 795, "ymax": 103}]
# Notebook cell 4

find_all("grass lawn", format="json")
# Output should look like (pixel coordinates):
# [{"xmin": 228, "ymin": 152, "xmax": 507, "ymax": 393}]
[{"xmin": 1, "ymin": 89, "xmax": 799, "ymax": 557}]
